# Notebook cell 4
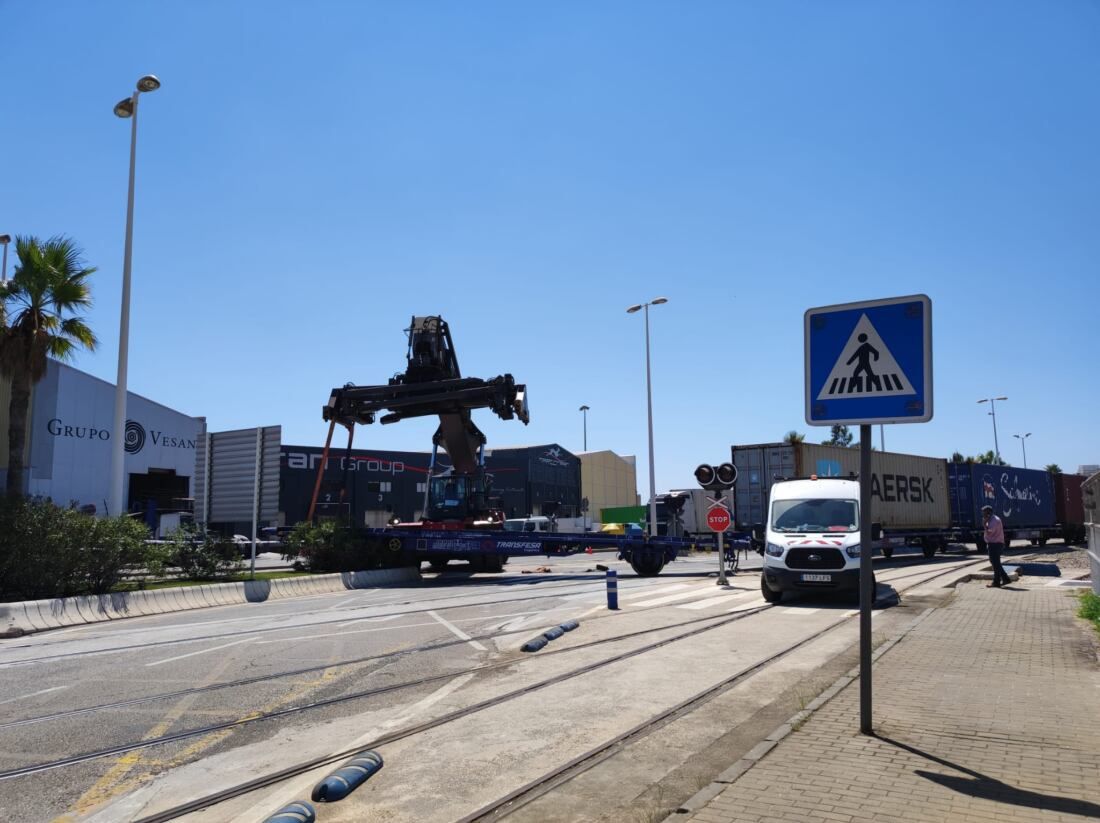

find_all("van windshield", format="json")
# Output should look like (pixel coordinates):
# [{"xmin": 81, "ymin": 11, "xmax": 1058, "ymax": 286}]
[{"xmin": 771, "ymin": 499, "xmax": 858, "ymax": 533}]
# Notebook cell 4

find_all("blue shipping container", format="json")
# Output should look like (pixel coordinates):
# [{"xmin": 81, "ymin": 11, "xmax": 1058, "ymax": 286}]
[{"xmin": 948, "ymin": 463, "xmax": 1056, "ymax": 530}]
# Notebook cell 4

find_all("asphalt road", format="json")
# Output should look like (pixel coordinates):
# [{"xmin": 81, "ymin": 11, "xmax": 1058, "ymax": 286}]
[{"xmin": 0, "ymin": 544, "xmax": 992, "ymax": 822}]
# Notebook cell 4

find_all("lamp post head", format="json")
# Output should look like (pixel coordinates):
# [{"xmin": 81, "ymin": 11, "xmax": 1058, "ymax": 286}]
[
  {"xmin": 995, "ymin": 396, "xmax": 1008, "ymax": 401},
  {"xmin": 137, "ymin": 75, "xmax": 161, "ymax": 93},
  {"xmin": 113, "ymin": 98, "xmax": 135, "ymax": 118},
  {"xmin": 626, "ymin": 304, "xmax": 643, "ymax": 314},
  {"xmin": 0, "ymin": 235, "xmax": 10, "ymax": 245},
  {"xmin": 579, "ymin": 405, "xmax": 589, "ymax": 412},
  {"xmin": 650, "ymin": 296, "xmax": 669, "ymax": 305}
]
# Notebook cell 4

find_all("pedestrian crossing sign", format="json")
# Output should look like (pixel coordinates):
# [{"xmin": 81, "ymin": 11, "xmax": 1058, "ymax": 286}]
[{"xmin": 805, "ymin": 294, "xmax": 932, "ymax": 425}]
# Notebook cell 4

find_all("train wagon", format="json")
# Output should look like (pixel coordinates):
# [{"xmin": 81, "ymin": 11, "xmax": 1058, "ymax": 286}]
[
  {"xmin": 731, "ymin": 442, "xmax": 952, "ymax": 558},
  {"xmin": 948, "ymin": 462, "xmax": 1058, "ymax": 546},
  {"xmin": 1053, "ymin": 473, "xmax": 1088, "ymax": 544}
]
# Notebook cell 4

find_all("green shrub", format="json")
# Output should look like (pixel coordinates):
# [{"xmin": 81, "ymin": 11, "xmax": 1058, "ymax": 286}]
[
  {"xmin": 1079, "ymin": 592, "xmax": 1100, "ymax": 631},
  {"xmin": 167, "ymin": 525, "xmax": 241, "ymax": 580},
  {"xmin": 0, "ymin": 498, "xmax": 154, "ymax": 599},
  {"xmin": 82, "ymin": 516, "xmax": 159, "ymax": 594},
  {"xmin": 283, "ymin": 520, "xmax": 386, "ymax": 572}
]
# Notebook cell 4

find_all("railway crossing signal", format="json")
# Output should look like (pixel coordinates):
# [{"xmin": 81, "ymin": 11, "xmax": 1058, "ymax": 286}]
[{"xmin": 695, "ymin": 462, "xmax": 737, "ymax": 586}]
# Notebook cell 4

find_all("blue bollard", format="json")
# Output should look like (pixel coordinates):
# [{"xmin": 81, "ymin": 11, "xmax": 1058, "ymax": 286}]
[
  {"xmin": 606, "ymin": 569, "xmax": 619, "ymax": 610},
  {"xmin": 264, "ymin": 801, "xmax": 316, "ymax": 823},
  {"xmin": 311, "ymin": 750, "xmax": 384, "ymax": 802},
  {"xmin": 522, "ymin": 635, "xmax": 548, "ymax": 652}
]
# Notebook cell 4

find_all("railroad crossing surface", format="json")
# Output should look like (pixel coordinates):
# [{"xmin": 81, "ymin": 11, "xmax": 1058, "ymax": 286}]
[{"xmin": 0, "ymin": 546, "xmax": 1091, "ymax": 822}]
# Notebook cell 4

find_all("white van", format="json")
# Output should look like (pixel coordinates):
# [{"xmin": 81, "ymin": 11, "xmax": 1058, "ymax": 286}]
[
  {"xmin": 756, "ymin": 477, "xmax": 877, "ymax": 603},
  {"xmin": 503, "ymin": 516, "xmax": 553, "ymax": 533}
]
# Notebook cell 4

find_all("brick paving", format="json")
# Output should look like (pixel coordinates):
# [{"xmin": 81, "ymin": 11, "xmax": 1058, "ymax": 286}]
[{"xmin": 681, "ymin": 583, "xmax": 1100, "ymax": 822}]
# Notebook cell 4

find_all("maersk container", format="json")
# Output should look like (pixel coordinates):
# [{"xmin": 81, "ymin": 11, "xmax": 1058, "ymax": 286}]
[
  {"xmin": 1053, "ymin": 473, "xmax": 1088, "ymax": 541},
  {"xmin": 947, "ymin": 463, "xmax": 1055, "ymax": 532},
  {"xmin": 730, "ymin": 442, "xmax": 950, "ymax": 532}
]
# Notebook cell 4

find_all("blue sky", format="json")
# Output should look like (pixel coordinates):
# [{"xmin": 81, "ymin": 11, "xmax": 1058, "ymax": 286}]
[{"xmin": 3, "ymin": 1, "xmax": 1097, "ymax": 494}]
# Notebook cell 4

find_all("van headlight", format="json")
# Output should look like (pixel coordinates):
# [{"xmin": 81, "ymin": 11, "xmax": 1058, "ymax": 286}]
[
  {"xmin": 845, "ymin": 545, "xmax": 860, "ymax": 558},
  {"xmin": 765, "ymin": 542, "xmax": 785, "ymax": 557}
]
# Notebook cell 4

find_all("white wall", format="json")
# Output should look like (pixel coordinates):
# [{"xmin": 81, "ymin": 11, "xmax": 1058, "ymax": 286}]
[{"xmin": 25, "ymin": 361, "xmax": 202, "ymax": 514}]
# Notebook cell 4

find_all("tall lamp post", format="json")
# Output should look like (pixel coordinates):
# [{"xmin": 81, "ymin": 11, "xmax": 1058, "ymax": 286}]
[
  {"xmin": 626, "ymin": 297, "xmax": 668, "ymax": 537},
  {"xmin": 579, "ymin": 405, "xmax": 590, "ymax": 451},
  {"xmin": 1013, "ymin": 432, "xmax": 1031, "ymax": 469},
  {"xmin": 108, "ymin": 74, "xmax": 161, "ymax": 517},
  {"xmin": 977, "ymin": 396, "xmax": 1007, "ymax": 463},
  {"xmin": 0, "ymin": 234, "xmax": 10, "ymax": 284}
]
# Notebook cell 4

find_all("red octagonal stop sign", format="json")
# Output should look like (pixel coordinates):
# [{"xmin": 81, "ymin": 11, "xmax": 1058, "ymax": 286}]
[{"xmin": 706, "ymin": 506, "xmax": 731, "ymax": 533}]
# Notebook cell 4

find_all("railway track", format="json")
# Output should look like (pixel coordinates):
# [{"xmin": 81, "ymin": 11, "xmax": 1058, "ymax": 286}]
[
  {"xmin": 106, "ymin": 558, "xmax": 987, "ymax": 822},
  {"xmin": 458, "ymin": 557, "xmax": 1004, "ymax": 820}
]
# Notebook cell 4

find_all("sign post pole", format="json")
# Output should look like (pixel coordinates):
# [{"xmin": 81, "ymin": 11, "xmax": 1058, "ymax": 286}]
[
  {"xmin": 859, "ymin": 425, "xmax": 872, "ymax": 734},
  {"xmin": 717, "ymin": 491, "xmax": 730, "ymax": 586}
]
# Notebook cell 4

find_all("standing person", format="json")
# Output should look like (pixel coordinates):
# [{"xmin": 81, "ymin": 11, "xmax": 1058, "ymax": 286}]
[{"xmin": 982, "ymin": 505, "xmax": 1011, "ymax": 588}]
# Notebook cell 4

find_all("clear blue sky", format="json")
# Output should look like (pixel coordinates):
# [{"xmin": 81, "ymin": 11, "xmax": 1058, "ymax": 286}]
[{"xmin": 3, "ymin": 2, "xmax": 1097, "ymax": 494}]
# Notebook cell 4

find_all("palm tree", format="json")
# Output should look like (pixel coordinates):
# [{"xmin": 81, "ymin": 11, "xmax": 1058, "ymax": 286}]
[
  {"xmin": 1, "ymin": 236, "xmax": 98, "ymax": 496},
  {"xmin": 783, "ymin": 430, "xmax": 805, "ymax": 444},
  {"xmin": 1045, "ymin": 463, "xmax": 1062, "ymax": 475}
]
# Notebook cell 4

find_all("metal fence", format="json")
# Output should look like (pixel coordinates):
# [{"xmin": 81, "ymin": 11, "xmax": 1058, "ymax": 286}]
[{"xmin": 1085, "ymin": 472, "xmax": 1099, "ymax": 595}]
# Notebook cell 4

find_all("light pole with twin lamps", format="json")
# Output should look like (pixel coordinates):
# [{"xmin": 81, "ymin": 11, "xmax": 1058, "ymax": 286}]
[{"xmin": 108, "ymin": 75, "xmax": 161, "ymax": 517}]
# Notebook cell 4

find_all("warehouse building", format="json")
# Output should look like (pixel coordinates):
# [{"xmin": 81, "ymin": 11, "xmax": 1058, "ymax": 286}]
[
  {"xmin": 278, "ymin": 442, "xmax": 584, "ymax": 526},
  {"xmin": 577, "ymin": 450, "xmax": 640, "ymax": 517},
  {"xmin": 0, "ymin": 360, "xmax": 204, "ymax": 520}
]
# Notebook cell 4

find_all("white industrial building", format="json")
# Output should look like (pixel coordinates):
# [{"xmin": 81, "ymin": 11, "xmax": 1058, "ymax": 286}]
[{"xmin": 0, "ymin": 360, "xmax": 204, "ymax": 518}]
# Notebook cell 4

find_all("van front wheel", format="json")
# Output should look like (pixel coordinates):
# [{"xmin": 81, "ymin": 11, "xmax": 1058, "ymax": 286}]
[{"xmin": 760, "ymin": 576, "xmax": 783, "ymax": 604}]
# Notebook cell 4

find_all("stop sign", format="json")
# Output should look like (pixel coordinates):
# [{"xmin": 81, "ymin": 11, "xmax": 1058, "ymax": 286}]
[{"xmin": 706, "ymin": 506, "xmax": 731, "ymax": 533}]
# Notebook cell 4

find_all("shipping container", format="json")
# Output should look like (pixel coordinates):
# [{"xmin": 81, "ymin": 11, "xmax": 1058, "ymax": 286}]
[
  {"xmin": 731, "ymin": 442, "xmax": 951, "ymax": 533},
  {"xmin": 947, "ymin": 463, "xmax": 1056, "ymax": 535},
  {"xmin": 1053, "ymin": 473, "xmax": 1088, "ymax": 542}
]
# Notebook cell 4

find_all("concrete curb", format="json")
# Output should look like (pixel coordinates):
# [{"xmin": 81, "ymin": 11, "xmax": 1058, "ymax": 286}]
[
  {"xmin": 667, "ymin": 606, "xmax": 940, "ymax": 818},
  {"xmin": 0, "ymin": 566, "xmax": 420, "ymax": 637}
]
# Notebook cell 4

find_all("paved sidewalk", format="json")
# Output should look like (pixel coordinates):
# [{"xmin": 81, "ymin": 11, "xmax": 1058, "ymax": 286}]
[{"xmin": 680, "ymin": 582, "xmax": 1100, "ymax": 823}]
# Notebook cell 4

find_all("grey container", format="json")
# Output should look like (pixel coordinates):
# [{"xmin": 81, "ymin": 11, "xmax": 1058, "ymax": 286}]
[{"xmin": 731, "ymin": 442, "xmax": 950, "ymax": 532}]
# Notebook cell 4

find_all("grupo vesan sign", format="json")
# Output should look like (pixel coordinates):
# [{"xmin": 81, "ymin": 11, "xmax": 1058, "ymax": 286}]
[{"xmin": 45, "ymin": 418, "xmax": 197, "ymax": 455}]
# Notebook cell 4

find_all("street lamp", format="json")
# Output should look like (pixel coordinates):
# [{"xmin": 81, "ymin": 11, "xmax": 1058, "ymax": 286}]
[
  {"xmin": 626, "ymin": 296, "xmax": 668, "ymax": 537},
  {"xmin": 1013, "ymin": 432, "xmax": 1032, "ymax": 469},
  {"xmin": 108, "ymin": 75, "xmax": 160, "ymax": 517},
  {"xmin": 976, "ymin": 396, "xmax": 1008, "ymax": 463},
  {"xmin": 579, "ymin": 405, "xmax": 590, "ymax": 451},
  {"xmin": 0, "ymin": 234, "xmax": 10, "ymax": 284}
]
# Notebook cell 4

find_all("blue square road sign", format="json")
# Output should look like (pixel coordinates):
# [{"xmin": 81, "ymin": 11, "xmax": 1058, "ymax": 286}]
[{"xmin": 804, "ymin": 294, "xmax": 932, "ymax": 426}]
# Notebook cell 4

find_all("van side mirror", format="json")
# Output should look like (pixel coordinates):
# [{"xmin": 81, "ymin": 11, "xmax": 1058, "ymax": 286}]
[
  {"xmin": 751, "ymin": 523, "xmax": 765, "ymax": 543},
  {"xmin": 871, "ymin": 522, "xmax": 883, "ymax": 541}
]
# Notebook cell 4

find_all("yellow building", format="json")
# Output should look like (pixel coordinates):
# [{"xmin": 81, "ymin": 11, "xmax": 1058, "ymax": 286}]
[{"xmin": 578, "ymin": 450, "xmax": 639, "ymax": 520}]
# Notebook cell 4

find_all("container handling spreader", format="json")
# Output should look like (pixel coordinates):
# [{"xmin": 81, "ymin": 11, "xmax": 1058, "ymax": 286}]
[{"xmin": 308, "ymin": 315, "xmax": 693, "ymax": 575}]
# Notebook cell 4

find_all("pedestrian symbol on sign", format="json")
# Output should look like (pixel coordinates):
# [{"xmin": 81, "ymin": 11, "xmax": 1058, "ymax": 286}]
[{"xmin": 816, "ymin": 314, "xmax": 915, "ymax": 400}]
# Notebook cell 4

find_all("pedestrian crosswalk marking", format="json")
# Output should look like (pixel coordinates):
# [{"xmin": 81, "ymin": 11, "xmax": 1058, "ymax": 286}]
[
  {"xmin": 677, "ymin": 590, "xmax": 757, "ymax": 610},
  {"xmin": 816, "ymin": 313, "xmax": 915, "ymax": 400}
]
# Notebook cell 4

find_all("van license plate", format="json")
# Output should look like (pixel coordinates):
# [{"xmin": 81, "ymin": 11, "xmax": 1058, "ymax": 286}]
[{"xmin": 801, "ymin": 573, "xmax": 831, "ymax": 583}]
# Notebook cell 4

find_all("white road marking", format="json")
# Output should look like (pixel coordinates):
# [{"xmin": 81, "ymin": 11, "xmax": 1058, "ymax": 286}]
[
  {"xmin": 728, "ymin": 597, "xmax": 767, "ymax": 612},
  {"xmin": 778, "ymin": 607, "xmax": 820, "ymax": 615},
  {"xmin": 246, "ymin": 672, "xmax": 477, "ymax": 823},
  {"xmin": 677, "ymin": 590, "xmax": 756, "ymax": 611},
  {"xmin": 563, "ymin": 581, "xmax": 694, "ymax": 604},
  {"xmin": 428, "ymin": 610, "xmax": 488, "ymax": 652},
  {"xmin": 629, "ymin": 585, "xmax": 714, "ymax": 609},
  {"xmin": 0, "ymin": 685, "xmax": 71, "ymax": 706},
  {"xmin": 338, "ymin": 614, "xmax": 404, "ymax": 628},
  {"xmin": 258, "ymin": 620, "xmax": 439, "ymax": 644},
  {"xmin": 325, "ymin": 594, "xmax": 369, "ymax": 611},
  {"xmin": 144, "ymin": 636, "xmax": 256, "ymax": 667}
]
